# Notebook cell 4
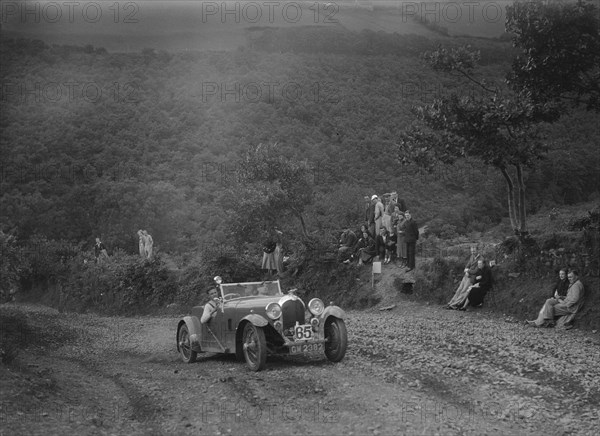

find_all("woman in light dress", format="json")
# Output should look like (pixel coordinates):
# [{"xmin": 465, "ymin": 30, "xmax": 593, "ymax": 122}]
[{"xmin": 446, "ymin": 246, "xmax": 481, "ymax": 309}]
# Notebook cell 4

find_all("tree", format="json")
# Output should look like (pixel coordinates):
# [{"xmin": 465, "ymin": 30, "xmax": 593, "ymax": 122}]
[
  {"xmin": 399, "ymin": 46, "xmax": 559, "ymax": 235},
  {"xmin": 399, "ymin": 1, "xmax": 599, "ymax": 236},
  {"xmin": 506, "ymin": 0, "xmax": 600, "ymax": 112},
  {"xmin": 227, "ymin": 143, "xmax": 315, "ymax": 244}
]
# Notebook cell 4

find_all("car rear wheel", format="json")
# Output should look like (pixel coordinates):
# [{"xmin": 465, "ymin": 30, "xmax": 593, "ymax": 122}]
[
  {"xmin": 242, "ymin": 323, "xmax": 267, "ymax": 371},
  {"xmin": 178, "ymin": 324, "xmax": 197, "ymax": 363},
  {"xmin": 324, "ymin": 318, "xmax": 347, "ymax": 362}
]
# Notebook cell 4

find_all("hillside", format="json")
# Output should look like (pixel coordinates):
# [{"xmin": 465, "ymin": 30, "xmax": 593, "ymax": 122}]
[{"xmin": 1, "ymin": 31, "xmax": 598, "ymax": 254}]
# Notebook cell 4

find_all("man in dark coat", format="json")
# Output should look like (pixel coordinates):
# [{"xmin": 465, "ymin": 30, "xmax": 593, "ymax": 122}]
[
  {"xmin": 375, "ymin": 227, "xmax": 388, "ymax": 261},
  {"xmin": 462, "ymin": 259, "xmax": 493, "ymax": 308},
  {"xmin": 403, "ymin": 211, "xmax": 419, "ymax": 270}
]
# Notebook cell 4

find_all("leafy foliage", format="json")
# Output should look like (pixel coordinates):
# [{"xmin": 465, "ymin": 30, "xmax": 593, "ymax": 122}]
[{"xmin": 506, "ymin": 0, "xmax": 600, "ymax": 111}]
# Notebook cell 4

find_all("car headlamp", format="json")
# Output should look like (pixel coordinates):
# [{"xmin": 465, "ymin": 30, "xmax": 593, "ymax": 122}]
[
  {"xmin": 308, "ymin": 298, "xmax": 325, "ymax": 316},
  {"xmin": 265, "ymin": 302, "xmax": 282, "ymax": 320}
]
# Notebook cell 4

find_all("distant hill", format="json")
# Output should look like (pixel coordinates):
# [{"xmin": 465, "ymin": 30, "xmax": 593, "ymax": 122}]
[{"xmin": 1, "ymin": 1, "xmax": 509, "ymax": 53}]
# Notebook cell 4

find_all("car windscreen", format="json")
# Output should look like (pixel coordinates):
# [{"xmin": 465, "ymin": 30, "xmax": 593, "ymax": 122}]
[{"xmin": 220, "ymin": 281, "xmax": 282, "ymax": 297}]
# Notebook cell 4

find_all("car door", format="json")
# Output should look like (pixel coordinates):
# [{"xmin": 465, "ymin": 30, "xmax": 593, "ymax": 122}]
[{"xmin": 200, "ymin": 305, "xmax": 225, "ymax": 352}]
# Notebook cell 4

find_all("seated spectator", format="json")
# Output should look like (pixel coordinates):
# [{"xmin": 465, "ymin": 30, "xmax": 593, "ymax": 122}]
[
  {"xmin": 549, "ymin": 268, "xmax": 569, "ymax": 299},
  {"xmin": 456, "ymin": 259, "xmax": 492, "ymax": 310},
  {"xmin": 526, "ymin": 270, "xmax": 585, "ymax": 328},
  {"xmin": 358, "ymin": 224, "xmax": 374, "ymax": 239},
  {"xmin": 446, "ymin": 246, "xmax": 481, "ymax": 310},
  {"xmin": 338, "ymin": 227, "xmax": 358, "ymax": 262},
  {"xmin": 355, "ymin": 231, "xmax": 376, "ymax": 265}
]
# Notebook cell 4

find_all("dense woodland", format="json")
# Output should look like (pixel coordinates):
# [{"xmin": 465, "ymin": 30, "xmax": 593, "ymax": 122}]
[{"xmin": 1, "ymin": 21, "xmax": 599, "ymax": 310}]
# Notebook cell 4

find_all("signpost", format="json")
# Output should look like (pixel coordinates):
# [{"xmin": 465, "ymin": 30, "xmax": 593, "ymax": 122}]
[{"xmin": 372, "ymin": 261, "xmax": 381, "ymax": 289}]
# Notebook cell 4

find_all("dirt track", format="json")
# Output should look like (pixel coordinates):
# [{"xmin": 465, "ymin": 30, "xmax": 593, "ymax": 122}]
[{"xmin": 1, "ymin": 299, "xmax": 599, "ymax": 436}]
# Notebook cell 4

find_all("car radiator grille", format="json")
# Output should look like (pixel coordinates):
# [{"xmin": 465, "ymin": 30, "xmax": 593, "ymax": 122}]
[{"xmin": 281, "ymin": 299, "xmax": 305, "ymax": 331}]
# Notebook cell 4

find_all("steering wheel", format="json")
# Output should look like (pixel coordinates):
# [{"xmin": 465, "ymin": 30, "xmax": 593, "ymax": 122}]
[{"xmin": 222, "ymin": 293, "xmax": 241, "ymax": 301}]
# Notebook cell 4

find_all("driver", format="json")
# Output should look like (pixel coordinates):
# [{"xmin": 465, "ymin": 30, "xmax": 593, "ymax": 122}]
[{"xmin": 201, "ymin": 286, "xmax": 222, "ymax": 323}]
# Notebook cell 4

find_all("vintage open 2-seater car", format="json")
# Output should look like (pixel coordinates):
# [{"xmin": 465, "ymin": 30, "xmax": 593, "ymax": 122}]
[{"xmin": 176, "ymin": 280, "xmax": 347, "ymax": 371}]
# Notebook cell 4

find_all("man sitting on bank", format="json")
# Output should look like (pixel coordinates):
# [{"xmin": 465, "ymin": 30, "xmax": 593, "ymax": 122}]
[{"xmin": 526, "ymin": 269, "xmax": 585, "ymax": 328}]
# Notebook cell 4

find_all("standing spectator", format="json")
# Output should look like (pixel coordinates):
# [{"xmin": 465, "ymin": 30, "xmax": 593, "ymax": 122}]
[
  {"xmin": 367, "ymin": 195, "xmax": 377, "ymax": 237},
  {"xmin": 94, "ymin": 237, "xmax": 109, "ymax": 264},
  {"xmin": 364, "ymin": 196, "xmax": 372, "ymax": 226},
  {"xmin": 374, "ymin": 195, "xmax": 384, "ymax": 235},
  {"xmin": 383, "ymin": 195, "xmax": 395, "ymax": 233},
  {"xmin": 403, "ymin": 210, "xmax": 419, "ymax": 271},
  {"xmin": 391, "ymin": 205, "xmax": 402, "ymax": 229},
  {"xmin": 273, "ymin": 229, "xmax": 285, "ymax": 275},
  {"xmin": 385, "ymin": 228, "xmax": 397, "ymax": 265},
  {"xmin": 375, "ymin": 227, "xmax": 388, "ymax": 262},
  {"xmin": 396, "ymin": 212, "xmax": 408, "ymax": 266},
  {"xmin": 137, "ymin": 230, "xmax": 146, "ymax": 258},
  {"xmin": 143, "ymin": 230, "xmax": 154, "ymax": 259},
  {"xmin": 396, "ymin": 196, "xmax": 407, "ymax": 213},
  {"xmin": 262, "ymin": 237, "xmax": 277, "ymax": 277}
]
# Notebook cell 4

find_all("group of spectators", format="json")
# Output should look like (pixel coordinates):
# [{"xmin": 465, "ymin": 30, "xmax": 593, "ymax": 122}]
[
  {"xmin": 137, "ymin": 229, "xmax": 154, "ymax": 259},
  {"xmin": 91, "ymin": 230, "xmax": 154, "ymax": 264},
  {"xmin": 338, "ymin": 193, "xmax": 419, "ymax": 270},
  {"xmin": 445, "ymin": 247, "xmax": 585, "ymax": 328}
]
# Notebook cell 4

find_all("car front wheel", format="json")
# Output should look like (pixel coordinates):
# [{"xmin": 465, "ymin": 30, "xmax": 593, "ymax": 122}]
[
  {"xmin": 324, "ymin": 318, "xmax": 347, "ymax": 362},
  {"xmin": 178, "ymin": 324, "xmax": 197, "ymax": 363},
  {"xmin": 242, "ymin": 323, "xmax": 267, "ymax": 371}
]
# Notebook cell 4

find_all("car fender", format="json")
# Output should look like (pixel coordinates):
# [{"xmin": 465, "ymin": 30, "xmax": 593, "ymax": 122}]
[
  {"xmin": 240, "ymin": 314, "xmax": 269, "ymax": 328},
  {"xmin": 177, "ymin": 316, "xmax": 202, "ymax": 353},
  {"xmin": 321, "ymin": 305, "xmax": 345, "ymax": 321}
]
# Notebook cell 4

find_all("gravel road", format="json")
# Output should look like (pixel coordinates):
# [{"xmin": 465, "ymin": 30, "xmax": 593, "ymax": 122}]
[{"xmin": 1, "ymin": 299, "xmax": 599, "ymax": 436}]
